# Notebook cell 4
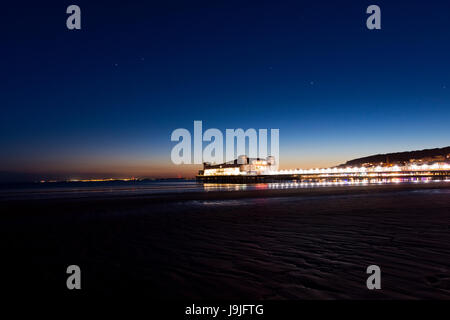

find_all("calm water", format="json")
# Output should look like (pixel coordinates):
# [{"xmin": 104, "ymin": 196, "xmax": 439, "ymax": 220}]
[{"xmin": 1, "ymin": 177, "xmax": 449, "ymax": 200}]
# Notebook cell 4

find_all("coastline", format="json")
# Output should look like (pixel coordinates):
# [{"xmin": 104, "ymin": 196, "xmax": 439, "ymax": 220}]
[{"xmin": 1, "ymin": 181, "xmax": 449, "ymax": 209}]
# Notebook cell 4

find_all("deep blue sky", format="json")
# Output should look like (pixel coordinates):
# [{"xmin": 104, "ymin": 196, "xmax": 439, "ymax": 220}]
[{"xmin": 1, "ymin": 0, "xmax": 450, "ymax": 180}]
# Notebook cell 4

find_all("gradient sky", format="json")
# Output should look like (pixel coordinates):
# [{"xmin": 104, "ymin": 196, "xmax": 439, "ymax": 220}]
[{"xmin": 2, "ymin": 0, "xmax": 450, "ymax": 180}]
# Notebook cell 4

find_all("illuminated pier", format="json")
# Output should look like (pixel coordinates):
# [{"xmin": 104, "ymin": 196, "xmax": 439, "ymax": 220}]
[{"xmin": 197, "ymin": 158, "xmax": 450, "ymax": 183}]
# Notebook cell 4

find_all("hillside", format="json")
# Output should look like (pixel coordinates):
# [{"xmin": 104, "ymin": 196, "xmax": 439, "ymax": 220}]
[{"xmin": 341, "ymin": 146, "xmax": 450, "ymax": 167}]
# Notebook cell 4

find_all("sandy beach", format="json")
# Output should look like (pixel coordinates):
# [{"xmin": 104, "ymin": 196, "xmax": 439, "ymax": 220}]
[{"xmin": 1, "ymin": 182, "xmax": 450, "ymax": 299}]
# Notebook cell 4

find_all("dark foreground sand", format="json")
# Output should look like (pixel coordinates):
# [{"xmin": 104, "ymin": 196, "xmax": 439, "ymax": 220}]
[{"xmin": 1, "ymin": 183, "xmax": 450, "ymax": 299}]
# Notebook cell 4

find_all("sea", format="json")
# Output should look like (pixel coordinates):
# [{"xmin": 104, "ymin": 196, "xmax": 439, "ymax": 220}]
[{"xmin": 0, "ymin": 177, "xmax": 448, "ymax": 200}]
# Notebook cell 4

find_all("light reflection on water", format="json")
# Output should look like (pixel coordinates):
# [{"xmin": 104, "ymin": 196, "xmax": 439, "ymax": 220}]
[
  {"xmin": 1, "ymin": 178, "xmax": 448, "ymax": 200},
  {"xmin": 190, "ymin": 178, "xmax": 450, "ymax": 207},
  {"xmin": 202, "ymin": 177, "xmax": 450, "ymax": 192}
]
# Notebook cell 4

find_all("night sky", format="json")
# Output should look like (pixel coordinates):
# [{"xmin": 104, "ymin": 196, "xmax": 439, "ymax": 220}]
[{"xmin": 2, "ymin": 0, "xmax": 450, "ymax": 180}]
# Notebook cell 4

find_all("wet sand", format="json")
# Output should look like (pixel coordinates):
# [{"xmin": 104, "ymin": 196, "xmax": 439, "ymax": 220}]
[{"xmin": 1, "ymin": 182, "xmax": 450, "ymax": 299}]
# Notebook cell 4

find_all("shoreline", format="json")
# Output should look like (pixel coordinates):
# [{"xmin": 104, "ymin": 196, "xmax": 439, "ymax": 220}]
[{"xmin": 1, "ymin": 181, "xmax": 449, "ymax": 209}]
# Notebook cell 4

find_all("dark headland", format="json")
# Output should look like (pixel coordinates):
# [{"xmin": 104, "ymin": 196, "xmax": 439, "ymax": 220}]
[{"xmin": 341, "ymin": 146, "xmax": 450, "ymax": 167}]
